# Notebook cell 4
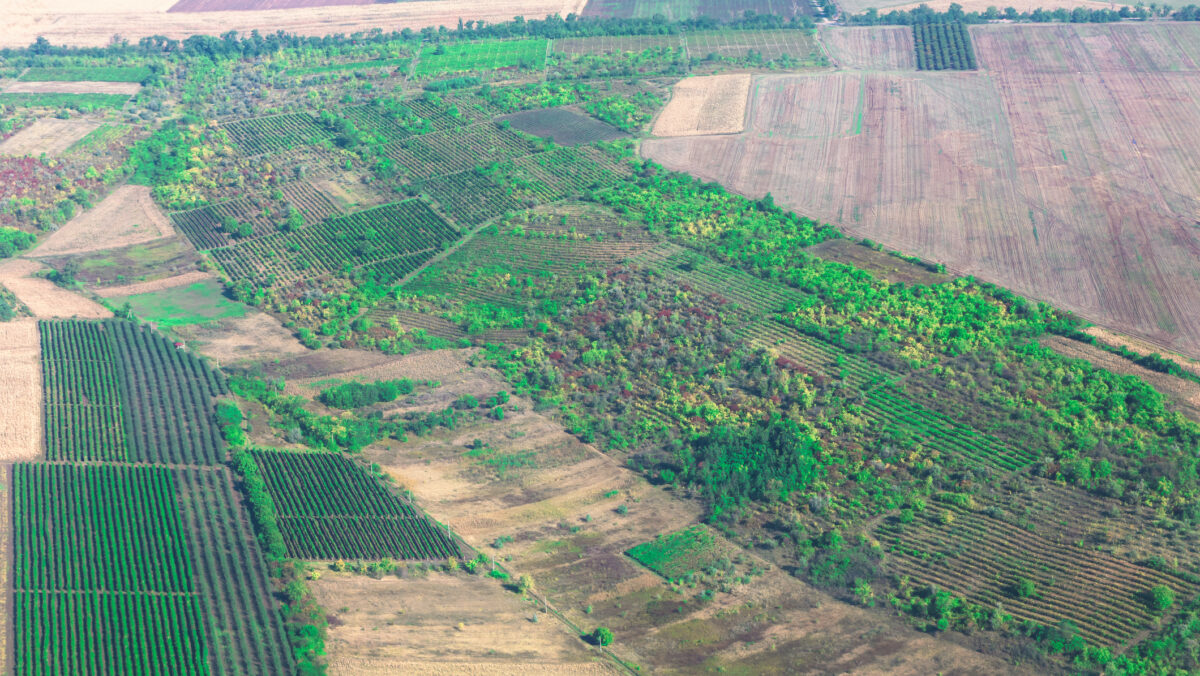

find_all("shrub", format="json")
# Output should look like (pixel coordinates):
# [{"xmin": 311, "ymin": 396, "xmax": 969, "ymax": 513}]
[{"xmin": 587, "ymin": 626, "xmax": 614, "ymax": 646}]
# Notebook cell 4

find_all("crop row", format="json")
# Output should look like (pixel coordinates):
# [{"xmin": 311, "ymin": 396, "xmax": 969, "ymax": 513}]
[
  {"xmin": 913, "ymin": 22, "xmax": 977, "ymax": 71},
  {"xmin": 0, "ymin": 93, "xmax": 130, "ymax": 110},
  {"xmin": 497, "ymin": 146, "xmax": 628, "ymax": 204},
  {"xmin": 14, "ymin": 464, "xmax": 193, "ymax": 593},
  {"xmin": 20, "ymin": 66, "xmax": 150, "ymax": 82},
  {"xmin": 279, "ymin": 180, "xmax": 344, "ymax": 223},
  {"xmin": 40, "ymin": 321, "xmax": 126, "ymax": 461},
  {"xmin": 170, "ymin": 197, "xmax": 277, "ymax": 250},
  {"xmin": 422, "ymin": 169, "xmax": 525, "ymax": 225},
  {"xmin": 864, "ymin": 386, "xmax": 1036, "ymax": 471},
  {"xmin": 64, "ymin": 124, "xmax": 130, "ymax": 155},
  {"xmin": 381, "ymin": 123, "xmax": 540, "ymax": 180},
  {"xmin": 223, "ymin": 113, "xmax": 331, "ymax": 155},
  {"xmin": 735, "ymin": 319, "xmax": 900, "ymax": 389},
  {"xmin": 648, "ymin": 249, "xmax": 808, "ymax": 315},
  {"xmin": 252, "ymin": 450, "xmax": 460, "ymax": 560},
  {"xmin": 210, "ymin": 199, "xmax": 459, "ymax": 286},
  {"xmin": 284, "ymin": 57, "xmax": 409, "ymax": 77}
]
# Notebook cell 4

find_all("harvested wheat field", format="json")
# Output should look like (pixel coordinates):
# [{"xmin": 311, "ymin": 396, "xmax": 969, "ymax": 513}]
[
  {"xmin": 0, "ymin": 259, "xmax": 111, "ymax": 319},
  {"xmin": 644, "ymin": 23, "xmax": 1200, "ymax": 358},
  {"xmin": 33, "ymin": 186, "xmax": 173, "ymax": 257},
  {"xmin": 819, "ymin": 25, "xmax": 915, "ymax": 71},
  {"xmin": 0, "ymin": 320, "xmax": 42, "ymax": 460},
  {"xmin": 3, "ymin": 80, "xmax": 141, "ymax": 95},
  {"xmin": 1, "ymin": 0, "xmax": 585, "ymax": 48},
  {"xmin": 310, "ymin": 573, "xmax": 613, "ymax": 676},
  {"xmin": 0, "ymin": 118, "xmax": 99, "ymax": 156},
  {"xmin": 652, "ymin": 74, "xmax": 751, "ymax": 137}
]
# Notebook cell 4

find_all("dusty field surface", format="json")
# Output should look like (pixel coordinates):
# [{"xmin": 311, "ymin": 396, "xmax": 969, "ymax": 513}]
[
  {"xmin": 174, "ymin": 311, "xmax": 307, "ymax": 366},
  {"xmin": 170, "ymin": 0, "xmax": 373, "ymax": 10},
  {"xmin": 644, "ymin": 23, "xmax": 1200, "ymax": 359},
  {"xmin": 819, "ymin": 26, "xmax": 915, "ymax": 71},
  {"xmin": 3, "ymin": 80, "xmax": 141, "ymax": 95},
  {"xmin": 2, "ymin": 0, "xmax": 585, "ymax": 48},
  {"xmin": 836, "ymin": 0, "xmax": 1124, "ymax": 15},
  {"xmin": 652, "ymin": 74, "xmax": 751, "ymax": 137},
  {"xmin": 1041, "ymin": 335, "xmax": 1200, "ymax": 423},
  {"xmin": 32, "ymin": 186, "xmax": 173, "ymax": 257},
  {"xmin": 310, "ymin": 572, "xmax": 613, "ymax": 675},
  {"xmin": 92, "ymin": 270, "xmax": 212, "ymax": 297},
  {"xmin": 0, "ymin": 320, "xmax": 42, "ymax": 461},
  {"xmin": 0, "ymin": 258, "xmax": 111, "ymax": 319},
  {"xmin": 344, "ymin": 358, "xmax": 1024, "ymax": 674},
  {"xmin": 0, "ymin": 118, "xmax": 98, "ymax": 156}
]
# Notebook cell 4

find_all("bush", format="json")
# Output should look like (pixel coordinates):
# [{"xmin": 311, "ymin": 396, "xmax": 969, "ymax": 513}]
[
  {"xmin": 0, "ymin": 227, "xmax": 36, "ymax": 258},
  {"xmin": 587, "ymin": 626, "xmax": 614, "ymax": 646},
  {"xmin": 1150, "ymin": 585, "xmax": 1175, "ymax": 611},
  {"xmin": 319, "ymin": 379, "xmax": 414, "ymax": 408}
]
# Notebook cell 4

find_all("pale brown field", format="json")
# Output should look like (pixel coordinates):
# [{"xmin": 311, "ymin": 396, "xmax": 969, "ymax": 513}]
[
  {"xmin": 652, "ymin": 74, "xmax": 751, "ymax": 137},
  {"xmin": 174, "ymin": 311, "xmax": 308, "ymax": 366},
  {"xmin": 0, "ymin": 118, "xmax": 99, "ymax": 156},
  {"xmin": 837, "ymin": 0, "xmax": 1127, "ymax": 16},
  {"xmin": 33, "ymin": 186, "xmax": 173, "ymax": 257},
  {"xmin": 818, "ymin": 26, "xmax": 915, "ymax": 71},
  {"xmin": 0, "ymin": 464, "xmax": 11, "ymax": 676},
  {"xmin": 1084, "ymin": 326, "xmax": 1200, "ymax": 378},
  {"xmin": 2, "ymin": 0, "xmax": 585, "ymax": 48},
  {"xmin": 92, "ymin": 270, "xmax": 212, "ymax": 298},
  {"xmin": 0, "ymin": 320, "xmax": 42, "ymax": 461},
  {"xmin": 644, "ymin": 23, "xmax": 1200, "ymax": 359},
  {"xmin": 3, "ymin": 81, "xmax": 141, "ymax": 95},
  {"xmin": 310, "ymin": 573, "xmax": 614, "ymax": 676},
  {"xmin": 0, "ymin": 259, "xmax": 111, "ymax": 319}
]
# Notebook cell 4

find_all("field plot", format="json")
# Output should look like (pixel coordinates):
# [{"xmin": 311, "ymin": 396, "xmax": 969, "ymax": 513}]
[
  {"xmin": 381, "ymin": 123, "xmax": 540, "ymax": 180},
  {"xmin": 0, "ymin": 118, "xmax": 99, "ymax": 156},
  {"xmin": 64, "ymin": 123, "xmax": 130, "ymax": 155},
  {"xmin": 415, "ymin": 39, "xmax": 548, "ymax": 76},
  {"xmin": 875, "ymin": 505, "xmax": 1200, "ymax": 646},
  {"xmin": 422, "ymin": 170, "xmax": 525, "ymax": 225},
  {"xmin": 19, "ymin": 66, "xmax": 150, "ymax": 82},
  {"xmin": 653, "ymin": 73, "xmax": 750, "ymax": 137},
  {"xmin": 210, "ymin": 199, "xmax": 460, "ymax": 286},
  {"xmin": 0, "ymin": 320, "xmax": 42, "ymax": 460},
  {"xmin": 581, "ymin": 0, "xmax": 811, "ymax": 20},
  {"xmin": 170, "ymin": 195, "xmax": 288, "ymax": 250},
  {"xmin": 171, "ymin": 0, "xmax": 372, "ymax": 9},
  {"xmin": 499, "ymin": 107, "xmax": 627, "ymax": 146},
  {"xmin": 686, "ymin": 28, "xmax": 822, "ymax": 62},
  {"xmin": 222, "ymin": 112, "xmax": 330, "ymax": 154},
  {"xmin": 285, "ymin": 57, "xmax": 409, "ymax": 77},
  {"xmin": 3, "ymin": 80, "xmax": 140, "ymax": 96},
  {"xmin": 554, "ymin": 33, "xmax": 681, "ymax": 55},
  {"xmin": 112, "ymin": 278, "xmax": 248, "ymax": 328},
  {"xmin": 913, "ymin": 22, "xmax": 976, "ymax": 71},
  {"xmin": 819, "ymin": 25, "xmax": 915, "ymax": 70},
  {"xmin": 0, "ymin": 259, "xmax": 111, "ymax": 319},
  {"xmin": 33, "ymin": 185, "xmax": 173, "ymax": 256},
  {"xmin": 498, "ymin": 146, "xmax": 630, "ymax": 204},
  {"xmin": 644, "ymin": 23, "xmax": 1200, "ymax": 357},
  {"xmin": 251, "ymin": 450, "xmax": 460, "ymax": 560}
]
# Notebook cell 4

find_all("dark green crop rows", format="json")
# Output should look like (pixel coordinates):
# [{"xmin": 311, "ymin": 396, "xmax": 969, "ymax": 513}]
[{"xmin": 913, "ymin": 22, "xmax": 977, "ymax": 70}]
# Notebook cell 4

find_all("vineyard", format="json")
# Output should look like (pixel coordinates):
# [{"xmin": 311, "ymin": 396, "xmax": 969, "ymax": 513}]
[
  {"xmin": 40, "ymin": 320, "xmax": 227, "ymax": 464},
  {"xmin": 222, "ymin": 113, "xmax": 331, "ymax": 155},
  {"xmin": 251, "ymin": 450, "xmax": 461, "ymax": 560},
  {"xmin": 380, "ymin": 123, "xmax": 541, "ymax": 180},
  {"xmin": 63, "ymin": 123, "xmax": 131, "ymax": 155},
  {"xmin": 209, "ymin": 199, "xmax": 461, "ymax": 286},
  {"xmin": 499, "ymin": 108, "xmax": 628, "ymax": 146},
  {"xmin": 875, "ymin": 505, "xmax": 1200, "ymax": 646},
  {"xmin": 422, "ymin": 169, "xmax": 525, "ymax": 225},
  {"xmin": 913, "ymin": 23, "xmax": 977, "ymax": 71},
  {"xmin": 415, "ymin": 39, "xmax": 548, "ymax": 76}
]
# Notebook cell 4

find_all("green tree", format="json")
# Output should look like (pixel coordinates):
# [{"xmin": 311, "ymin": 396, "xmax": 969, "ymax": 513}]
[
  {"xmin": 588, "ymin": 627, "xmax": 614, "ymax": 646},
  {"xmin": 1150, "ymin": 585, "xmax": 1175, "ymax": 611}
]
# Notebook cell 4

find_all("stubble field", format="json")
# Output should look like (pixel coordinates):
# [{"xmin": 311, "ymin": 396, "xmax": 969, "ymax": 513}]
[
  {"xmin": 0, "ymin": 118, "xmax": 100, "ymax": 156},
  {"xmin": 645, "ymin": 23, "xmax": 1200, "ymax": 358}
]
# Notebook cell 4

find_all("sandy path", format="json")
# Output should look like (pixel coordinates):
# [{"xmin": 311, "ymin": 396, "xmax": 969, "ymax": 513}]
[
  {"xmin": 2, "ymin": 0, "xmax": 578, "ymax": 48},
  {"xmin": 93, "ymin": 270, "xmax": 213, "ymax": 298},
  {"xmin": 652, "ymin": 74, "xmax": 751, "ymax": 137},
  {"xmin": 3, "ymin": 81, "xmax": 141, "ymax": 95},
  {"xmin": 0, "ymin": 320, "xmax": 42, "ymax": 461},
  {"xmin": 33, "ymin": 186, "xmax": 173, "ymax": 257},
  {"xmin": 0, "ymin": 118, "xmax": 99, "ymax": 156},
  {"xmin": 0, "ymin": 259, "xmax": 111, "ymax": 319}
]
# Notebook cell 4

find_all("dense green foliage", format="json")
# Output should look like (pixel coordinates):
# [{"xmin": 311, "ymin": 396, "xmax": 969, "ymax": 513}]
[
  {"xmin": 319, "ymin": 379, "xmax": 415, "ymax": 409},
  {"xmin": 913, "ymin": 22, "xmax": 976, "ymax": 70},
  {"xmin": 19, "ymin": 66, "xmax": 151, "ymax": 82},
  {"xmin": 0, "ymin": 226, "xmax": 37, "ymax": 258}
]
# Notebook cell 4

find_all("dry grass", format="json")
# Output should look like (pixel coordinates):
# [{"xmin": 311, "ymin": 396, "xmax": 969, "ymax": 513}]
[
  {"xmin": 3, "ymin": 81, "xmax": 141, "ymax": 95},
  {"xmin": 0, "ymin": 259, "xmax": 110, "ymax": 319},
  {"xmin": 0, "ymin": 320, "xmax": 42, "ymax": 461},
  {"xmin": 2, "ymin": 0, "xmax": 582, "ymax": 48},
  {"xmin": 173, "ymin": 311, "xmax": 307, "ymax": 366},
  {"xmin": 32, "ymin": 186, "xmax": 173, "ymax": 257},
  {"xmin": 310, "ymin": 572, "xmax": 612, "ymax": 676},
  {"xmin": 644, "ymin": 23, "xmax": 1200, "ymax": 359},
  {"xmin": 652, "ymin": 74, "xmax": 751, "ymax": 137},
  {"xmin": 92, "ymin": 270, "xmax": 211, "ymax": 298},
  {"xmin": 0, "ymin": 118, "xmax": 99, "ymax": 156},
  {"xmin": 1084, "ymin": 326, "xmax": 1200, "ymax": 379}
]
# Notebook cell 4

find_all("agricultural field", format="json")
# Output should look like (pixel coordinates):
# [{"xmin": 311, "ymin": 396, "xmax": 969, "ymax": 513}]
[
  {"xmin": 651, "ymin": 73, "xmax": 751, "ymax": 136},
  {"xmin": 0, "ymin": 118, "xmax": 100, "ymax": 156},
  {"xmin": 110, "ymin": 278, "xmax": 249, "ymax": 328},
  {"xmin": 644, "ymin": 22, "xmax": 1200, "ymax": 358},
  {"xmin": 499, "ymin": 107, "xmax": 628, "ymax": 145},
  {"xmin": 18, "ymin": 66, "xmax": 151, "ymax": 83},
  {"xmin": 819, "ymin": 25, "xmax": 917, "ymax": 70},
  {"xmin": 912, "ymin": 22, "xmax": 977, "ymax": 70},
  {"xmin": 581, "ymin": 0, "xmax": 813, "ymax": 20},
  {"xmin": 415, "ymin": 39, "xmax": 549, "ymax": 77},
  {"xmin": 32, "ymin": 185, "xmax": 173, "ymax": 257}
]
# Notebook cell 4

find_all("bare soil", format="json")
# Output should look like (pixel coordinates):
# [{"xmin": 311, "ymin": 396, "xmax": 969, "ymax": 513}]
[
  {"xmin": 0, "ymin": 118, "xmax": 99, "ymax": 156},
  {"xmin": 644, "ymin": 23, "xmax": 1200, "ymax": 359},
  {"xmin": 3, "ymin": 81, "xmax": 141, "ymax": 95},
  {"xmin": 92, "ymin": 270, "xmax": 212, "ymax": 298},
  {"xmin": 173, "ymin": 311, "xmax": 308, "ymax": 367},
  {"xmin": 169, "ymin": 0, "xmax": 374, "ymax": 11},
  {"xmin": 32, "ymin": 186, "xmax": 173, "ymax": 257},
  {"xmin": 309, "ymin": 572, "xmax": 613, "ymax": 675},
  {"xmin": 653, "ymin": 74, "xmax": 751, "ymax": 137},
  {"xmin": 0, "ymin": 259, "xmax": 110, "ymax": 319},
  {"xmin": 835, "ymin": 0, "xmax": 1124, "ymax": 15},
  {"xmin": 2, "ymin": 0, "xmax": 583, "ymax": 48},
  {"xmin": 0, "ymin": 320, "xmax": 42, "ymax": 461},
  {"xmin": 818, "ymin": 26, "xmax": 915, "ymax": 71}
]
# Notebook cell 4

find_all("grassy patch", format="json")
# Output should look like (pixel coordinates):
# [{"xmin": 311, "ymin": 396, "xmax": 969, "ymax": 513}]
[
  {"xmin": 114, "ymin": 279, "xmax": 247, "ymax": 328},
  {"xmin": 0, "ymin": 93, "xmax": 129, "ymax": 109},
  {"xmin": 627, "ymin": 525, "xmax": 723, "ymax": 582},
  {"xmin": 416, "ymin": 39, "xmax": 548, "ymax": 76},
  {"xmin": 20, "ymin": 66, "xmax": 150, "ymax": 82}
]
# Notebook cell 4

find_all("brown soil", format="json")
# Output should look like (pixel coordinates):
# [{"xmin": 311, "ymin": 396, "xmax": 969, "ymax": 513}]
[
  {"xmin": 0, "ymin": 259, "xmax": 111, "ymax": 319},
  {"xmin": 836, "ymin": 0, "xmax": 1121, "ymax": 14},
  {"xmin": 652, "ymin": 74, "xmax": 751, "ymax": 137},
  {"xmin": 0, "ymin": 118, "xmax": 99, "ymax": 156},
  {"xmin": 353, "ymin": 358, "xmax": 1023, "ymax": 675},
  {"xmin": 3, "ymin": 0, "xmax": 581, "ymax": 48},
  {"xmin": 32, "ymin": 186, "xmax": 173, "ymax": 257},
  {"xmin": 92, "ymin": 270, "xmax": 212, "ymax": 298},
  {"xmin": 644, "ymin": 23, "xmax": 1200, "ymax": 360},
  {"xmin": 0, "ymin": 320, "xmax": 42, "ymax": 461},
  {"xmin": 309, "ymin": 572, "xmax": 614, "ymax": 675},
  {"xmin": 3, "ymin": 81, "xmax": 141, "ymax": 95},
  {"xmin": 289, "ymin": 348, "xmax": 490, "ymax": 407},
  {"xmin": 169, "ymin": 0, "xmax": 374, "ymax": 11},
  {"xmin": 818, "ymin": 26, "xmax": 915, "ymax": 71},
  {"xmin": 806, "ymin": 238, "xmax": 946, "ymax": 285},
  {"xmin": 173, "ymin": 311, "xmax": 307, "ymax": 367},
  {"xmin": 1042, "ymin": 335, "xmax": 1200, "ymax": 422}
]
